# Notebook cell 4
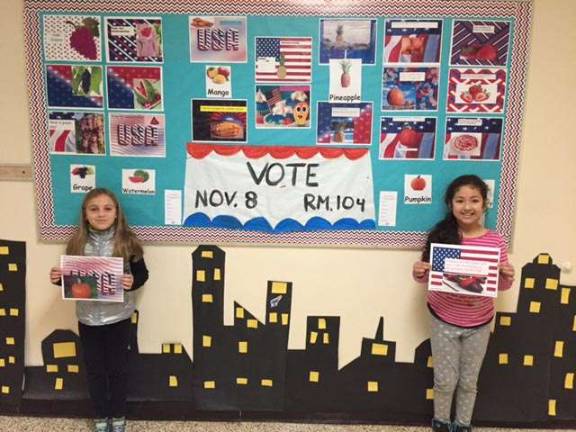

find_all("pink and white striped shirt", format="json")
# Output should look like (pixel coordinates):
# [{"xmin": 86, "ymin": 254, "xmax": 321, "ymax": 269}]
[{"xmin": 416, "ymin": 230, "xmax": 511, "ymax": 327}]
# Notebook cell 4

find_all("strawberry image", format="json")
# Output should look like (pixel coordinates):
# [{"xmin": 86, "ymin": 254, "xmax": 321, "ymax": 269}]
[
  {"xmin": 460, "ymin": 92, "xmax": 474, "ymax": 103},
  {"xmin": 475, "ymin": 44, "xmax": 498, "ymax": 62},
  {"xmin": 468, "ymin": 84, "xmax": 483, "ymax": 97}
]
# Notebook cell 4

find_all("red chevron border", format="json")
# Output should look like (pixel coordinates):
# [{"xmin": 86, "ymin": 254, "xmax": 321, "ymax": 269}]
[{"xmin": 24, "ymin": 0, "xmax": 532, "ymax": 248}]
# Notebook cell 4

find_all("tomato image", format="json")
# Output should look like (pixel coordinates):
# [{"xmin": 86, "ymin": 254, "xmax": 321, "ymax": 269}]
[
  {"xmin": 64, "ymin": 275, "xmax": 96, "ymax": 300},
  {"xmin": 410, "ymin": 175, "xmax": 426, "ymax": 191},
  {"xmin": 71, "ymin": 281, "xmax": 92, "ymax": 299}
]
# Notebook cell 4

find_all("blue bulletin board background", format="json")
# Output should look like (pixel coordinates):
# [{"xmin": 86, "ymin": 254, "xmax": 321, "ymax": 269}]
[{"xmin": 25, "ymin": 0, "xmax": 532, "ymax": 247}]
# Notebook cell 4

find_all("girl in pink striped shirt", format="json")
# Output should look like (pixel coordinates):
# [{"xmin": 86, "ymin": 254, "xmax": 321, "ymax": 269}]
[{"xmin": 412, "ymin": 175, "xmax": 515, "ymax": 432}]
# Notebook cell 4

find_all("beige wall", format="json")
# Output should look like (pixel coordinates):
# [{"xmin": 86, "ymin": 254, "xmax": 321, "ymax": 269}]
[{"xmin": 0, "ymin": 0, "xmax": 575, "ymax": 367}]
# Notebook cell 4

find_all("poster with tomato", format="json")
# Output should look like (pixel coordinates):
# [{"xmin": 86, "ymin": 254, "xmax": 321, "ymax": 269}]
[
  {"xmin": 61, "ymin": 255, "xmax": 124, "ymax": 302},
  {"xmin": 380, "ymin": 117, "xmax": 436, "ymax": 159},
  {"xmin": 444, "ymin": 117, "xmax": 503, "ymax": 160},
  {"xmin": 447, "ymin": 68, "xmax": 507, "ymax": 113},
  {"xmin": 450, "ymin": 21, "xmax": 510, "ymax": 66}
]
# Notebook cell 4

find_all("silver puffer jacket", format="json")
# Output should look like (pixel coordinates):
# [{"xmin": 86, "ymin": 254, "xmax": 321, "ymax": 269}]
[{"xmin": 76, "ymin": 228, "xmax": 143, "ymax": 326}]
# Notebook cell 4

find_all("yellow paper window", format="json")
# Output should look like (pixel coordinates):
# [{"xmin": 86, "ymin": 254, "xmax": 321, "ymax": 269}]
[
  {"xmin": 538, "ymin": 254, "xmax": 550, "ymax": 264},
  {"xmin": 202, "ymin": 335, "xmax": 212, "ymax": 348},
  {"xmin": 238, "ymin": 341, "xmax": 248, "ymax": 353},
  {"xmin": 309, "ymin": 371, "xmax": 320, "ymax": 383},
  {"xmin": 309, "ymin": 331, "xmax": 318, "ymax": 344},
  {"xmin": 271, "ymin": 282, "xmax": 287, "ymax": 294},
  {"xmin": 554, "ymin": 341, "xmax": 564, "ymax": 358},
  {"xmin": 367, "ymin": 381, "xmax": 378, "ymax": 392},
  {"xmin": 565, "ymin": 373, "xmax": 574, "ymax": 390},
  {"xmin": 548, "ymin": 399, "xmax": 557, "ymax": 416},
  {"xmin": 53, "ymin": 342, "xmax": 76, "ymax": 358},
  {"xmin": 524, "ymin": 278, "xmax": 535, "ymax": 289},
  {"xmin": 546, "ymin": 278, "xmax": 559, "ymax": 290},
  {"xmin": 169, "ymin": 376, "xmax": 178, "ymax": 387},
  {"xmin": 371, "ymin": 343, "xmax": 388, "ymax": 356},
  {"xmin": 561, "ymin": 288, "xmax": 571, "ymax": 305},
  {"xmin": 247, "ymin": 319, "xmax": 258, "ymax": 329}
]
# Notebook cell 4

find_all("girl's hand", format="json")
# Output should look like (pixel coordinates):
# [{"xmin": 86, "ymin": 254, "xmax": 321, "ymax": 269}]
[
  {"xmin": 49, "ymin": 267, "xmax": 62, "ymax": 284},
  {"xmin": 412, "ymin": 261, "xmax": 431, "ymax": 282},
  {"xmin": 122, "ymin": 274, "xmax": 134, "ymax": 291},
  {"xmin": 499, "ymin": 262, "xmax": 515, "ymax": 282}
]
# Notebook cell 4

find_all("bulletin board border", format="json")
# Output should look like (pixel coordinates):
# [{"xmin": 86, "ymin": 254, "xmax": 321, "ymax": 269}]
[{"xmin": 24, "ymin": 0, "xmax": 533, "ymax": 248}]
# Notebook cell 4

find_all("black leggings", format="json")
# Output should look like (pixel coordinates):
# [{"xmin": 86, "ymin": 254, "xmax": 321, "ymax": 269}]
[{"xmin": 79, "ymin": 319, "xmax": 131, "ymax": 418}]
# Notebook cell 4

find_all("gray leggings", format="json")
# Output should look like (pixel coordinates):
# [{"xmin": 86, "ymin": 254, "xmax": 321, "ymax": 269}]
[{"xmin": 430, "ymin": 314, "xmax": 491, "ymax": 425}]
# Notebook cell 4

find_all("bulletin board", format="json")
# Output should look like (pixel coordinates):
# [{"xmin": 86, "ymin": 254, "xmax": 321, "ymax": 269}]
[{"xmin": 24, "ymin": 0, "xmax": 532, "ymax": 247}]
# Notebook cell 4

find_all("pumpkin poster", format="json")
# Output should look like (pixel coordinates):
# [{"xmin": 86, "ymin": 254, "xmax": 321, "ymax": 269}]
[{"xmin": 60, "ymin": 255, "xmax": 124, "ymax": 302}]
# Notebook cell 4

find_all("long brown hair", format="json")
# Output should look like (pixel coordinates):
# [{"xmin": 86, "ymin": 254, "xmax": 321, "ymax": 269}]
[
  {"xmin": 66, "ymin": 188, "xmax": 143, "ymax": 261},
  {"xmin": 421, "ymin": 175, "xmax": 488, "ymax": 261}
]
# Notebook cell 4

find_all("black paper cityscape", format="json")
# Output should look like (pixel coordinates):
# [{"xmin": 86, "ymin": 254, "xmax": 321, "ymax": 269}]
[{"xmin": 1, "ymin": 242, "xmax": 575, "ymax": 425}]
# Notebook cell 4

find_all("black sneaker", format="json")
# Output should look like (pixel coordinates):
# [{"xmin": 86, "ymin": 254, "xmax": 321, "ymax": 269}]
[
  {"xmin": 432, "ymin": 418, "xmax": 451, "ymax": 432},
  {"xmin": 452, "ymin": 423, "xmax": 472, "ymax": 432}
]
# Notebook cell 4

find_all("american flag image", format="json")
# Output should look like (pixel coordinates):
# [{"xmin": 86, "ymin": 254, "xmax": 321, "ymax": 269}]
[
  {"xmin": 430, "ymin": 243, "xmax": 500, "ymax": 296},
  {"xmin": 266, "ymin": 87, "xmax": 282, "ymax": 109},
  {"xmin": 255, "ymin": 37, "xmax": 312, "ymax": 83}
]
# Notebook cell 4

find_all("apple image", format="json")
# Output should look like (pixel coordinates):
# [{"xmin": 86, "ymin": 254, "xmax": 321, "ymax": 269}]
[
  {"xmin": 411, "ymin": 175, "xmax": 426, "ymax": 191},
  {"xmin": 398, "ymin": 127, "xmax": 420, "ymax": 148}
]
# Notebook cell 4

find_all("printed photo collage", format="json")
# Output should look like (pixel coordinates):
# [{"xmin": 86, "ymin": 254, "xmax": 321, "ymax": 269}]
[
  {"xmin": 44, "ymin": 15, "xmax": 165, "ymax": 195},
  {"xmin": 42, "ymin": 14, "xmax": 511, "ymax": 198}
]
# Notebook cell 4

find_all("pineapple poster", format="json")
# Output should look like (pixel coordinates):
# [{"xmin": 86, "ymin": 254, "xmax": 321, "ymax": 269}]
[{"xmin": 26, "ymin": 0, "xmax": 531, "ymax": 247}]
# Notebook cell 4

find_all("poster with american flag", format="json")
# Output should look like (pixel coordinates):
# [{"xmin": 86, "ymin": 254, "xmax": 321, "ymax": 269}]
[
  {"xmin": 429, "ymin": 243, "xmax": 500, "ymax": 298},
  {"xmin": 255, "ymin": 37, "xmax": 312, "ymax": 83}
]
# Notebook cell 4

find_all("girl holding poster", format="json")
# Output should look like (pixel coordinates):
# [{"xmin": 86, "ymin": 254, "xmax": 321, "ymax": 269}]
[
  {"xmin": 412, "ymin": 175, "xmax": 515, "ymax": 432},
  {"xmin": 49, "ymin": 188, "xmax": 149, "ymax": 432}
]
